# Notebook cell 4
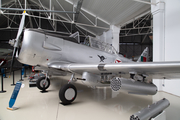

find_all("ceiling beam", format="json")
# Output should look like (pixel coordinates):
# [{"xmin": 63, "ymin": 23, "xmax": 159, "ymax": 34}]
[{"xmin": 0, "ymin": 7, "xmax": 76, "ymax": 13}]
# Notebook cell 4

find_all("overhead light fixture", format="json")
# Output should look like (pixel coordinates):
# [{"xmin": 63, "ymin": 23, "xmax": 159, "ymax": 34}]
[
  {"xmin": 65, "ymin": 0, "xmax": 73, "ymax": 5},
  {"xmin": 133, "ymin": 0, "xmax": 156, "ymax": 5}
]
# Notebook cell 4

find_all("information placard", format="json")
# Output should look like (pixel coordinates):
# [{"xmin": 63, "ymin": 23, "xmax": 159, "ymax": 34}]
[{"xmin": 9, "ymin": 81, "xmax": 22, "ymax": 108}]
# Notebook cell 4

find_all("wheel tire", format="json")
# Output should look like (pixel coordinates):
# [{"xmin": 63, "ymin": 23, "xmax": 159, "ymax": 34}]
[
  {"xmin": 36, "ymin": 77, "xmax": 50, "ymax": 91},
  {"xmin": 59, "ymin": 84, "xmax": 77, "ymax": 105}
]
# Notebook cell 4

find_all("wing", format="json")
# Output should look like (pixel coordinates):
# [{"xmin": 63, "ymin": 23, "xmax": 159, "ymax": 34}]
[{"xmin": 48, "ymin": 61, "xmax": 180, "ymax": 79}]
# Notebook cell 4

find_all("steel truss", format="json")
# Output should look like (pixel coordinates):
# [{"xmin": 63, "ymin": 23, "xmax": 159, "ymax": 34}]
[
  {"xmin": 120, "ymin": 12, "xmax": 152, "ymax": 38},
  {"xmin": 119, "ymin": 13, "xmax": 153, "ymax": 61},
  {"xmin": 0, "ymin": 0, "xmax": 110, "ymax": 38}
]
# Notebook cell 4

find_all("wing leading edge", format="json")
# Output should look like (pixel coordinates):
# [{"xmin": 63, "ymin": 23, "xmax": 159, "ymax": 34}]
[{"xmin": 48, "ymin": 61, "xmax": 180, "ymax": 79}]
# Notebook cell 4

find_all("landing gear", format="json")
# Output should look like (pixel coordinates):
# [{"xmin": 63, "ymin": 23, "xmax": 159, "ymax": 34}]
[
  {"xmin": 59, "ymin": 84, "xmax": 77, "ymax": 105},
  {"xmin": 36, "ymin": 77, "xmax": 50, "ymax": 91}
]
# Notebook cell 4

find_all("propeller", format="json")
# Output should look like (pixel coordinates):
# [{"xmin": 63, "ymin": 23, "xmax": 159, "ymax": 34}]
[{"xmin": 9, "ymin": 11, "xmax": 26, "ymax": 74}]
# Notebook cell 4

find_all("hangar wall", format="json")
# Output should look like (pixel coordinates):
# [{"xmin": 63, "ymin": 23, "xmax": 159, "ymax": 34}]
[{"xmin": 152, "ymin": 0, "xmax": 180, "ymax": 96}]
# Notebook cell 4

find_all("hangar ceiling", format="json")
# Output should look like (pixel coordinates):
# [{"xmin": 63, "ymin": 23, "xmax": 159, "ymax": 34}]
[
  {"xmin": 0, "ymin": 0, "xmax": 152, "ymax": 59},
  {"xmin": 0, "ymin": 0, "xmax": 151, "ymax": 36}
]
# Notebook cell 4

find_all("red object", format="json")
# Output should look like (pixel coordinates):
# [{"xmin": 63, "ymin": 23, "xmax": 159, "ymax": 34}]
[
  {"xmin": 141, "ymin": 56, "xmax": 147, "ymax": 62},
  {"xmin": 32, "ymin": 66, "xmax": 35, "ymax": 72},
  {"xmin": 0, "ymin": 59, "xmax": 7, "ymax": 66},
  {"xmin": 115, "ymin": 59, "xmax": 121, "ymax": 63},
  {"xmin": 143, "ymin": 57, "xmax": 147, "ymax": 62}
]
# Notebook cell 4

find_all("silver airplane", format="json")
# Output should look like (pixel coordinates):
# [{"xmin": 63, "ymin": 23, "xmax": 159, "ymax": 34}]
[{"xmin": 9, "ymin": 11, "xmax": 180, "ymax": 104}]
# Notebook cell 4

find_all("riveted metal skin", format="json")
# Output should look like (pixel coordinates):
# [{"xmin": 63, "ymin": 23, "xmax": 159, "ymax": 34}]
[{"xmin": 17, "ymin": 29, "xmax": 180, "ymax": 92}]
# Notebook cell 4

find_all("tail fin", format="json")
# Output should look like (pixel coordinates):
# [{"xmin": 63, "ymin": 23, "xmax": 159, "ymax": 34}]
[{"xmin": 137, "ymin": 47, "xmax": 148, "ymax": 62}]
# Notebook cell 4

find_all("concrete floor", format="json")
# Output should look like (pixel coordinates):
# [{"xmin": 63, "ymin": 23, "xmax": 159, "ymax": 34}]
[{"xmin": 0, "ymin": 70, "xmax": 180, "ymax": 120}]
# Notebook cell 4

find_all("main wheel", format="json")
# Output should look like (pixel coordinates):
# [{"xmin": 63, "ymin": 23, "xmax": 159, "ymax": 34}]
[
  {"xmin": 36, "ymin": 77, "xmax": 50, "ymax": 91},
  {"xmin": 59, "ymin": 84, "xmax": 77, "ymax": 105}
]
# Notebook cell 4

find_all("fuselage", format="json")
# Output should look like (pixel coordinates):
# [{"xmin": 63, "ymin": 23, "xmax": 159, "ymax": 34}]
[{"xmin": 18, "ymin": 29, "xmax": 132, "ymax": 68}]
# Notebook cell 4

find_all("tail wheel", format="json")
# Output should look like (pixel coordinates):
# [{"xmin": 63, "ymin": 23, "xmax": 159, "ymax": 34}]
[
  {"xmin": 59, "ymin": 84, "xmax": 77, "ymax": 105},
  {"xmin": 36, "ymin": 77, "xmax": 50, "ymax": 91}
]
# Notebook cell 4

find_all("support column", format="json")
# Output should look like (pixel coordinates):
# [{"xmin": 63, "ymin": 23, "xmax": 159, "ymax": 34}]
[
  {"xmin": 152, "ymin": 0, "xmax": 180, "ymax": 97},
  {"xmin": 101, "ymin": 32, "xmax": 107, "ymax": 42},
  {"xmin": 97, "ymin": 25, "xmax": 120, "ymax": 52},
  {"xmin": 111, "ymin": 25, "xmax": 120, "ymax": 53},
  {"xmin": 152, "ymin": 0, "xmax": 165, "ymax": 62},
  {"xmin": 151, "ymin": 0, "xmax": 165, "ymax": 91}
]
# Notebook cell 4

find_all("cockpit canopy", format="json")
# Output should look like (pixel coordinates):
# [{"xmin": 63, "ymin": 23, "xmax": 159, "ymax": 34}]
[{"xmin": 83, "ymin": 36, "xmax": 117, "ymax": 54}]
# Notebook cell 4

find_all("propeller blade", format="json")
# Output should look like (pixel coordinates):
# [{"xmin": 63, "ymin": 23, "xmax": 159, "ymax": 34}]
[
  {"xmin": 10, "ymin": 47, "xmax": 17, "ymax": 74},
  {"xmin": 10, "ymin": 11, "xmax": 26, "ymax": 76},
  {"xmin": 14, "ymin": 11, "xmax": 26, "ymax": 48}
]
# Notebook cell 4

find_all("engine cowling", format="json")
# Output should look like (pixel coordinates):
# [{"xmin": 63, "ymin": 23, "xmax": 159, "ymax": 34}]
[{"xmin": 110, "ymin": 77, "xmax": 157, "ymax": 95}]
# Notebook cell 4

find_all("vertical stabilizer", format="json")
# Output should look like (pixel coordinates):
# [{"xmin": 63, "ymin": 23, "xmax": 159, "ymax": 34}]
[{"xmin": 137, "ymin": 47, "xmax": 148, "ymax": 62}]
